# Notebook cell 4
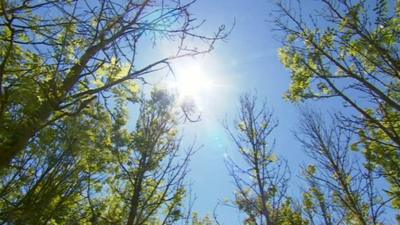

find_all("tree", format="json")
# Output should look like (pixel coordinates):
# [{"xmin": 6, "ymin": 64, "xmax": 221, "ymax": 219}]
[
  {"xmin": 0, "ymin": 88, "xmax": 198, "ymax": 224},
  {"xmin": 223, "ymin": 94, "xmax": 305, "ymax": 225},
  {"xmin": 190, "ymin": 212, "xmax": 214, "ymax": 225},
  {"xmin": 99, "ymin": 89, "xmax": 194, "ymax": 225},
  {"xmin": 275, "ymin": 0, "xmax": 400, "ymax": 208},
  {"xmin": 0, "ymin": 101, "xmax": 115, "ymax": 224},
  {"xmin": 295, "ymin": 109, "xmax": 392, "ymax": 225},
  {"xmin": 0, "ymin": 0, "xmax": 227, "ymax": 169}
]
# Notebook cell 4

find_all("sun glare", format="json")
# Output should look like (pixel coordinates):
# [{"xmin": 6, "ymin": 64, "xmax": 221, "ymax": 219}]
[{"xmin": 169, "ymin": 61, "xmax": 216, "ymax": 107}]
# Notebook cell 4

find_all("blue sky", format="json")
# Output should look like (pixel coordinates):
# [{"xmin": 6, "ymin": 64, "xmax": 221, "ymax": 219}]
[
  {"xmin": 168, "ymin": 0, "xmax": 312, "ymax": 223},
  {"xmin": 131, "ymin": 0, "xmax": 344, "ymax": 224}
]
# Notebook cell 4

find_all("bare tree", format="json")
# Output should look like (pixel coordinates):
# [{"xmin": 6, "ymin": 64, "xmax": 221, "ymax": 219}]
[
  {"xmin": 296, "ymin": 109, "xmax": 392, "ymax": 225},
  {"xmin": 223, "ymin": 94, "xmax": 292, "ymax": 225}
]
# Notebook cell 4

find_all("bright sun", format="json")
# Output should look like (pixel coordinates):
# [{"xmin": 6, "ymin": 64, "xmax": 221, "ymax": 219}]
[{"xmin": 169, "ymin": 61, "xmax": 215, "ymax": 105}]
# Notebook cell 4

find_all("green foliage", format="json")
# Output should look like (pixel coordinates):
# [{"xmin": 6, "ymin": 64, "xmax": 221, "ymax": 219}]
[
  {"xmin": 0, "ymin": 102, "xmax": 115, "ymax": 224},
  {"xmin": 0, "ymin": 89, "xmax": 193, "ymax": 224},
  {"xmin": 0, "ymin": 0, "xmax": 225, "ymax": 169},
  {"xmin": 191, "ymin": 212, "xmax": 214, "ymax": 225},
  {"xmin": 279, "ymin": 200, "xmax": 308, "ymax": 225},
  {"xmin": 277, "ymin": 0, "xmax": 400, "ymax": 212},
  {"xmin": 0, "ymin": 0, "xmax": 226, "ymax": 221}
]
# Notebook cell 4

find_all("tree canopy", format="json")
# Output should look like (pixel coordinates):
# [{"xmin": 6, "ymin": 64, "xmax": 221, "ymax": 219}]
[
  {"xmin": 276, "ymin": 0, "xmax": 400, "ymax": 213},
  {"xmin": 1, "ymin": 0, "xmax": 400, "ymax": 224},
  {"xmin": 0, "ymin": 0, "xmax": 226, "ymax": 169}
]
